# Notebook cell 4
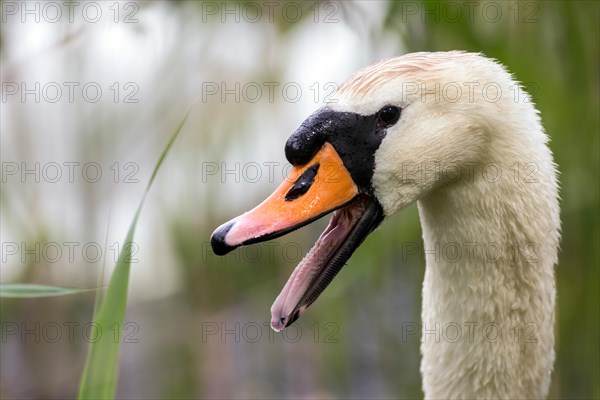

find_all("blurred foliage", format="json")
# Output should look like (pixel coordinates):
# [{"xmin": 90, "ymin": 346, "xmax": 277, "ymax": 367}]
[{"xmin": 78, "ymin": 109, "xmax": 189, "ymax": 399}]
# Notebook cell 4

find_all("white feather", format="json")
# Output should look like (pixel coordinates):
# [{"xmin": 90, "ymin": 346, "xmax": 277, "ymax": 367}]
[{"xmin": 330, "ymin": 51, "xmax": 560, "ymax": 399}]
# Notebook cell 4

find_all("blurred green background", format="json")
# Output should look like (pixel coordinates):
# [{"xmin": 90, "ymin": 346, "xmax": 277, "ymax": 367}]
[{"xmin": 1, "ymin": 1, "xmax": 598, "ymax": 398}]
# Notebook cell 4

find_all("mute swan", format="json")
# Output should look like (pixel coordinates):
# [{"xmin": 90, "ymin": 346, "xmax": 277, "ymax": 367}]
[{"xmin": 211, "ymin": 51, "xmax": 560, "ymax": 399}]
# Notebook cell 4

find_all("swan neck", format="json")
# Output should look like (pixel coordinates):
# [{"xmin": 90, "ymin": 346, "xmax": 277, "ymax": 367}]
[{"xmin": 416, "ymin": 161, "xmax": 558, "ymax": 399}]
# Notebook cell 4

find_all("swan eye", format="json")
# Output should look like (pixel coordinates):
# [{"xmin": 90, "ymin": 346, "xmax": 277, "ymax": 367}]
[{"xmin": 377, "ymin": 105, "xmax": 401, "ymax": 127}]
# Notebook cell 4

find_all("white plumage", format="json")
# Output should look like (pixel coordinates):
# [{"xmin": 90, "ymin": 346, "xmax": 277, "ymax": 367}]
[{"xmin": 331, "ymin": 51, "xmax": 560, "ymax": 398}]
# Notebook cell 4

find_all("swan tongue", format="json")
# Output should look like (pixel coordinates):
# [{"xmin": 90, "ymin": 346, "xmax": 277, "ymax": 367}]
[{"xmin": 271, "ymin": 196, "xmax": 383, "ymax": 331}]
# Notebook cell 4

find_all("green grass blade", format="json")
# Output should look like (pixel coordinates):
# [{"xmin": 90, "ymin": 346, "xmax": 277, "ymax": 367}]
[
  {"xmin": 0, "ymin": 284, "xmax": 99, "ymax": 298},
  {"xmin": 78, "ymin": 109, "xmax": 190, "ymax": 400}
]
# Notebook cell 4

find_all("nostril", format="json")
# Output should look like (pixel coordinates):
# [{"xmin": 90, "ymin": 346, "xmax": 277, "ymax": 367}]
[
  {"xmin": 285, "ymin": 164, "xmax": 320, "ymax": 201},
  {"xmin": 210, "ymin": 221, "xmax": 236, "ymax": 255}
]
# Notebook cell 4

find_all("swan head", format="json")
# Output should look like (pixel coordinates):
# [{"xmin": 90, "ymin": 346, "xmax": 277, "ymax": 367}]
[{"xmin": 211, "ymin": 51, "xmax": 528, "ymax": 330}]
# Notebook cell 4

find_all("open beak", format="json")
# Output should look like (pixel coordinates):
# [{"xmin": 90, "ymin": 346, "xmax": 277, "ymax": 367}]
[{"xmin": 211, "ymin": 142, "xmax": 383, "ymax": 331}]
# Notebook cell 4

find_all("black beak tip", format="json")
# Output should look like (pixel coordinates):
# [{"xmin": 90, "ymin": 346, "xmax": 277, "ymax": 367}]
[{"xmin": 210, "ymin": 221, "xmax": 236, "ymax": 256}]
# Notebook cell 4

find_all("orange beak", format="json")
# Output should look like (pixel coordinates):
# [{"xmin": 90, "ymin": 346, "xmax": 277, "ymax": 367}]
[
  {"xmin": 210, "ymin": 106, "xmax": 387, "ymax": 331},
  {"xmin": 211, "ymin": 143, "xmax": 359, "ymax": 254}
]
